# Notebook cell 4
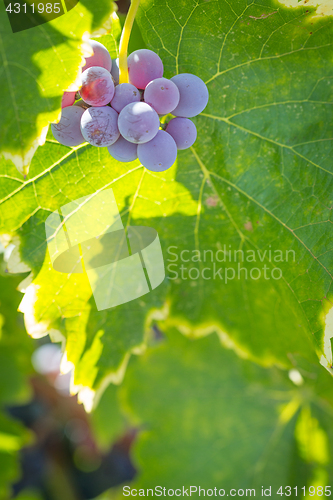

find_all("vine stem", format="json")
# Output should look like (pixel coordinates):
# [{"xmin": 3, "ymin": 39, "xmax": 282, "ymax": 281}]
[{"xmin": 118, "ymin": 0, "xmax": 141, "ymax": 84}]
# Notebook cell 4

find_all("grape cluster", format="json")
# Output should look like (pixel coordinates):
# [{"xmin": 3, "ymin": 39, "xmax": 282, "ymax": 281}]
[{"xmin": 52, "ymin": 40, "xmax": 209, "ymax": 172}]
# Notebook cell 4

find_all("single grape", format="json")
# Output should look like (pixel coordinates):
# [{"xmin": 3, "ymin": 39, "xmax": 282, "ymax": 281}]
[
  {"xmin": 79, "ymin": 66, "xmax": 115, "ymax": 107},
  {"xmin": 107, "ymin": 135, "xmax": 138, "ymax": 163},
  {"xmin": 165, "ymin": 117, "xmax": 197, "ymax": 150},
  {"xmin": 137, "ymin": 130, "xmax": 177, "ymax": 172},
  {"xmin": 111, "ymin": 58, "xmax": 119, "ymax": 86},
  {"xmin": 170, "ymin": 73, "xmax": 209, "ymax": 117},
  {"xmin": 127, "ymin": 49, "xmax": 163, "ymax": 89},
  {"xmin": 61, "ymin": 91, "xmax": 76, "ymax": 108},
  {"xmin": 80, "ymin": 106, "xmax": 119, "ymax": 147},
  {"xmin": 82, "ymin": 40, "xmax": 112, "ymax": 73},
  {"xmin": 118, "ymin": 102, "xmax": 160, "ymax": 144},
  {"xmin": 111, "ymin": 83, "xmax": 140, "ymax": 113},
  {"xmin": 144, "ymin": 77, "xmax": 180, "ymax": 115},
  {"xmin": 51, "ymin": 106, "xmax": 86, "ymax": 147}
]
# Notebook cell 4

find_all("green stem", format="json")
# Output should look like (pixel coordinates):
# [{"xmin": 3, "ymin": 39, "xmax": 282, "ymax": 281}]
[{"xmin": 118, "ymin": 0, "xmax": 141, "ymax": 84}]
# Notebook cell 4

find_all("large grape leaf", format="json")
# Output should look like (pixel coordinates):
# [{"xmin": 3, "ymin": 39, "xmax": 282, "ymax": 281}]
[
  {"xmin": 117, "ymin": 330, "xmax": 333, "ymax": 494},
  {"xmin": 0, "ymin": 143, "xmax": 196, "ymax": 408},
  {"xmin": 1, "ymin": 0, "xmax": 333, "ymax": 407},
  {"xmin": 0, "ymin": 0, "xmax": 116, "ymax": 175},
  {"xmin": 136, "ymin": 0, "xmax": 333, "ymax": 366}
]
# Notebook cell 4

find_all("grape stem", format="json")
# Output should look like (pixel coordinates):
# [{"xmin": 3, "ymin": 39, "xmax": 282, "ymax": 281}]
[{"xmin": 119, "ymin": 0, "xmax": 141, "ymax": 84}]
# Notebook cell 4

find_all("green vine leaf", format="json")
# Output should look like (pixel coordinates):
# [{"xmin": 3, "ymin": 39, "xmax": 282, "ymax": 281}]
[
  {"xmin": 119, "ymin": 330, "xmax": 333, "ymax": 491},
  {"xmin": 0, "ymin": 0, "xmax": 117, "ymax": 175},
  {"xmin": 0, "ymin": 142, "xmax": 195, "ymax": 408}
]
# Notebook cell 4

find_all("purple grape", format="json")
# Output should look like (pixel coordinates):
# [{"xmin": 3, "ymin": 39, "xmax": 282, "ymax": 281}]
[
  {"xmin": 111, "ymin": 83, "xmax": 140, "ymax": 113},
  {"xmin": 137, "ymin": 130, "xmax": 177, "ymax": 172},
  {"xmin": 107, "ymin": 135, "xmax": 138, "ymax": 162},
  {"xmin": 165, "ymin": 117, "xmax": 197, "ymax": 150},
  {"xmin": 61, "ymin": 91, "xmax": 76, "ymax": 109},
  {"xmin": 127, "ymin": 49, "xmax": 163, "ymax": 89},
  {"xmin": 144, "ymin": 77, "xmax": 180, "ymax": 115},
  {"xmin": 118, "ymin": 102, "xmax": 160, "ymax": 144},
  {"xmin": 79, "ymin": 66, "xmax": 115, "ymax": 107},
  {"xmin": 82, "ymin": 40, "xmax": 112, "ymax": 73},
  {"xmin": 170, "ymin": 73, "xmax": 209, "ymax": 117},
  {"xmin": 111, "ymin": 58, "xmax": 119, "ymax": 85},
  {"xmin": 51, "ymin": 106, "xmax": 85, "ymax": 147},
  {"xmin": 80, "ymin": 106, "xmax": 119, "ymax": 147}
]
